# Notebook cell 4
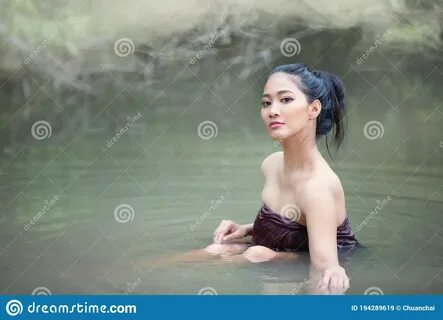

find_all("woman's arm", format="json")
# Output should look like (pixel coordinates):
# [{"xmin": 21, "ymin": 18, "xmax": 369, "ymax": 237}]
[
  {"xmin": 302, "ymin": 179, "xmax": 350, "ymax": 289},
  {"xmin": 243, "ymin": 223, "xmax": 254, "ymax": 237},
  {"xmin": 214, "ymin": 221, "xmax": 253, "ymax": 243}
]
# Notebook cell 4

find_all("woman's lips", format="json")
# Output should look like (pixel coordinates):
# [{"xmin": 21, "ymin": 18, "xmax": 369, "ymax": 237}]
[{"xmin": 269, "ymin": 122, "xmax": 284, "ymax": 129}]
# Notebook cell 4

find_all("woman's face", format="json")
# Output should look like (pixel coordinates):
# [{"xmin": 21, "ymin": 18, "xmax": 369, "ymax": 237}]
[{"xmin": 261, "ymin": 72, "xmax": 316, "ymax": 141}]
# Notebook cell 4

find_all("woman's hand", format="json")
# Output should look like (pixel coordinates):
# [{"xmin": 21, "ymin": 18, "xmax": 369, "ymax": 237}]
[
  {"xmin": 316, "ymin": 265, "xmax": 350, "ymax": 290},
  {"xmin": 213, "ymin": 220, "xmax": 248, "ymax": 243}
]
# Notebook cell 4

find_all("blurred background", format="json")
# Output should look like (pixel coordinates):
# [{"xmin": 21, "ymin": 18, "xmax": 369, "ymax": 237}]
[{"xmin": 0, "ymin": 0, "xmax": 442, "ymax": 294}]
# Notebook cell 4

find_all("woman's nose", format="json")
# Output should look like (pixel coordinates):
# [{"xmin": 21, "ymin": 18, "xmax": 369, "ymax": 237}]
[{"xmin": 268, "ymin": 104, "xmax": 280, "ymax": 118}]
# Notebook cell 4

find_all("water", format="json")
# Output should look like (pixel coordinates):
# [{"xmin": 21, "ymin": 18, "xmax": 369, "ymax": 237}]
[{"xmin": 1, "ymin": 55, "xmax": 442, "ymax": 294}]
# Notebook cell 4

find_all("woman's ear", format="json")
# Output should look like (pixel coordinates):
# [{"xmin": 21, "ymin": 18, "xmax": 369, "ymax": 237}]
[{"xmin": 308, "ymin": 100, "xmax": 322, "ymax": 119}]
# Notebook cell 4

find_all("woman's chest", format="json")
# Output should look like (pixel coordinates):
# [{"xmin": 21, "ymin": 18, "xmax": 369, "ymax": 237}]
[{"xmin": 261, "ymin": 175, "xmax": 307, "ymax": 224}]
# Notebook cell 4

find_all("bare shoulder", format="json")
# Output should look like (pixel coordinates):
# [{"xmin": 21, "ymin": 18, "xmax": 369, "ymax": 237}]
[
  {"xmin": 261, "ymin": 151, "xmax": 283, "ymax": 176},
  {"xmin": 302, "ymin": 169, "xmax": 345, "ymax": 206}
]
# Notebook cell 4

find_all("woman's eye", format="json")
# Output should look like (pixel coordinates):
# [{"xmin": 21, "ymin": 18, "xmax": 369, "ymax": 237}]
[
  {"xmin": 261, "ymin": 101, "xmax": 271, "ymax": 108},
  {"xmin": 281, "ymin": 97, "xmax": 293, "ymax": 103}
]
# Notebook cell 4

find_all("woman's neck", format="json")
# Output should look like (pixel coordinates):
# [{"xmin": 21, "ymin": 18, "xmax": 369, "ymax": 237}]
[{"xmin": 281, "ymin": 133, "xmax": 322, "ymax": 173}]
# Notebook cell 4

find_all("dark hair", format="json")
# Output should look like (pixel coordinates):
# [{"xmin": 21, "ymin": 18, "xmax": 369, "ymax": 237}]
[{"xmin": 269, "ymin": 63, "xmax": 347, "ymax": 153}]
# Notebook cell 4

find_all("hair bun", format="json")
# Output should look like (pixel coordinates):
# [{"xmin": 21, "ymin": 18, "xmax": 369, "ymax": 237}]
[{"xmin": 322, "ymin": 72, "xmax": 345, "ymax": 104}]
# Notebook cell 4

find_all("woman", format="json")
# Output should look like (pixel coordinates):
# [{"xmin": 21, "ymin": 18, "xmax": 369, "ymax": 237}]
[{"xmin": 205, "ymin": 63, "xmax": 359, "ymax": 290}]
